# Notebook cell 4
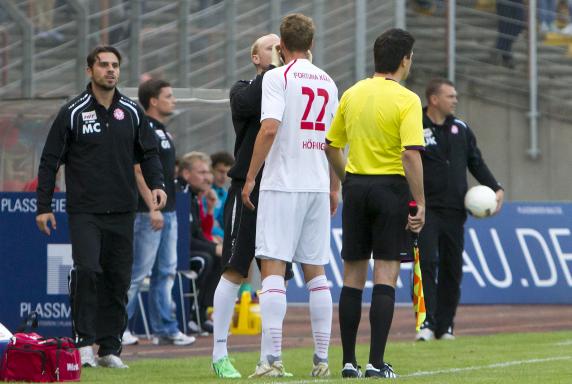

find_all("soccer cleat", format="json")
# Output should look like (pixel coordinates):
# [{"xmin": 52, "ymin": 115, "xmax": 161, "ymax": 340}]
[
  {"xmin": 311, "ymin": 354, "xmax": 330, "ymax": 377},
  {"xmin": 311, "ymin": 362, "xmax": 330, "ymax": 377},
  {"xmin": 341, "ymin": 362, "xmax": 362, "ymax": 378},
  {"xmin": 212, "ymin": 356, "xmax": 242, "ymax": 378},
  {"xmin": 248, "ymin": 360, "xmax": 292, "ymax": 378},
  {"xmin": 152, "ymin": 331, "xmax": 196, "ymax": 346},
  {"xmin": 79, "ymin": 346, "xmax": 97, "ymax": 368},
  {"xmin": 121, "ymin": 330, "xmax": 139, "ymax": 346},
  {"xmin": 364, "ymin": 363, "xmax": 397, "ymax": 378},
  {"xmin": 98, "ymin": 354, "xmax": 129, "ymax": 369}
]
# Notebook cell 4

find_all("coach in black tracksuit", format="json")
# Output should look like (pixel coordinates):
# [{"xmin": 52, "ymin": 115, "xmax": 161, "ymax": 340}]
[
  {"xmin": 417, "ymin": 78, "xmax": 504, "ymax": 341},
  {"xmin": 36, "ymin": 46, "xmax": 165, "ymax": 366}
]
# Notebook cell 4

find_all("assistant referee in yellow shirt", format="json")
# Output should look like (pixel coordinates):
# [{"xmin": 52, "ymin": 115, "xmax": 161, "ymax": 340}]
[{"xmin": 325, "ymin": 28, "xmax": 425, "ymax": 379}]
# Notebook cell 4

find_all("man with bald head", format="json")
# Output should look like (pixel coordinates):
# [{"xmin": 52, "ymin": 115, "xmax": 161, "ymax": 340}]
[{"xmin": 211, "ymin": 33, "xmax": 285, "ymax": 378}]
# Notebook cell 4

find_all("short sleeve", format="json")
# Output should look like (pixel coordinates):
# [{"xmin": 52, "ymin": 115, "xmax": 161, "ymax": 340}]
[
  {"xmin": 260, "ymin": 69, "xmax": 285, "ymax": 123},
  {"xmin": 325, "ymin": 93, "xmax": 347, "ymax": 148},
  {"xmin": 400, "ymin": 94, "xmax": 425, "ymax": 151}
]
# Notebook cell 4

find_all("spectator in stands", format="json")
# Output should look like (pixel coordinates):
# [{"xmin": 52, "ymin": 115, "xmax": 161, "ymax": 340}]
[
  {"xmin": 539, "ymin": 0, "xmax": 559, "ymax": 33},
  {"xmin": 36, "ymin": 46, "xmax": 165, "ymax": 369},
  {"xmin": 491, "ymin": 0, "xmax": 524, "ymax": 69},
  {"xmin": 208, "ymin": 151, "xmax": 234, "ymax": 239},
  {"xmin": 31, "ymin": 0, "xmax": 64, "ymax": 42},
  {"xmin": 179, "ymin": 151, "xmax": 222, "ymax": 334},
  {"xmin": 122, "ymin": 79, "xmax": 195, "ymax": 347},
  {"xmin": 416, "ymin": 78, "xmax": 504, "ymax": 342},
  {"xmin": 560, "ymin": 0, "xmax": 572, "ymax": 34},
  {"xmin": 199, "ymin": 171, "xmax": 218, "ymax": 243}
]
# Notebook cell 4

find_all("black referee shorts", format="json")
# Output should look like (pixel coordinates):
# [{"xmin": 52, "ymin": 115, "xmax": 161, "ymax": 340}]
[
  {"xmin": 222, "ymin": 180, "xmax": 293, "ymax": 280},
  {"xmin": 341, "ymin": 173, "xmax": 412, "ymax": 262}
]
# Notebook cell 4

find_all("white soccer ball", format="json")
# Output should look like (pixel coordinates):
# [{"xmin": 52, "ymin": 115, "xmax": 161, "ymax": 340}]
[{"xmin": 464, "ymin": 185, "xmax": 497, "ymax": 218}]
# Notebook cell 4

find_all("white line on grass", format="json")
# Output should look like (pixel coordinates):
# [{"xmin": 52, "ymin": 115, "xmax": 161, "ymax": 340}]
[
  {"xmin": 554, "ymin": 340, "xmax": 572, "ymax": 346},
  {"xmin": 267, "ymin": 356, "xmax": 572, "ymax": 383},
  {"xmin": 403, "ymin": 356, "xmax": 572, "ymax": 377}
]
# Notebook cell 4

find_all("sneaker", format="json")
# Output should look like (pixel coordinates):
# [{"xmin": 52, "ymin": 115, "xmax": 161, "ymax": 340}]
[
  {"xmin": 341, "ymin": 362, "xmax": 362, "ymax": 378},
  {"xmin": 202, "ymin": 319, "xmax": 214, "ymax": 334},
  {"xmin": 122, "ymin": 330, "xmax": 139, "ymax": 346},
  {"xmin": 248, "ymin": 360, "xmax": 292, "ymax": 378},
  {"xmin": 415, "ymin": 324, "xmax": 435, "ymax": 341},
  {"xmin": 98, "ymin": 354, "xmax": 129, "ymax": 369},
  {"xmin": 152, "ymin": 331, "xmax": 196, "ymax": 346},
  {"xmin": 188, "ymin": 320, "xmax": 201, "ymax": 334},
  {"xmin": 439, "ymin": 327, "xmax": 456, "ymax": 340},
  {"xmin": 561, "ymin": 23, "xmax": 572, "ymax": 35},
  {"xmin": 364, "ymin": 363, "xmax": 397, "ymax": 378},
  {"xmin": 212, "ymin": 356, "xmax": 242, "ymax": 378},
  {"xmin": 79, "ymin": 346, "xmax": 97, "ymax": 368}
]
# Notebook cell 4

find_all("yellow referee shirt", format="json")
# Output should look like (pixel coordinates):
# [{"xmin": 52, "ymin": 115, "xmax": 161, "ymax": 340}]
[{"xmin": 326, "ymin": 77, "xmax": 424, "ymax": 176}]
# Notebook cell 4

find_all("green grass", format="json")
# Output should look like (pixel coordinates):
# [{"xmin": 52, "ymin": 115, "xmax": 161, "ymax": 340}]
[{"xmin": 83, "ymin": 331, "xmax": 572, "ymax": 383}]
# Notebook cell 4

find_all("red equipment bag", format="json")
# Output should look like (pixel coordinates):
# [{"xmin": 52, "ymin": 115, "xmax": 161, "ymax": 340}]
[{"xmin": 0, "ymin": 313, "xmax": 81, "ymax": 382}]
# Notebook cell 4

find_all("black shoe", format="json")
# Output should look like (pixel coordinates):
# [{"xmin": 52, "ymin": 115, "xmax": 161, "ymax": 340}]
[
  {"xmin": 341, "ymin": 362, "xmax": 362, "ymax": 378},
  {"xmin": 364, "ymin": 363, "xmax": 397, "ymax": 378}
]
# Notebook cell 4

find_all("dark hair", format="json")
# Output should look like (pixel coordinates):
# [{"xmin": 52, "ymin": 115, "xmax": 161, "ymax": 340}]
[
  {"xmin": 373, "ymin": 28, "xmax": 415, "ymax": 74},
  {"xmin": 280, "ymin": 13, "xmax": 314, "ymax": 52},
  {"xmin": 210, "ymin": 151, "xmax": 235, "ymax": 167},
  {"xmin": 138, "ymin": 79, "xmax": 171, "ymax": 110},
  {"xmin": 86, "ymin": 46, "xmax": 122, "ymax": 68},
  {"xmin": 425, "ymin": 78, "xmax": 455, "ymax": 102}
]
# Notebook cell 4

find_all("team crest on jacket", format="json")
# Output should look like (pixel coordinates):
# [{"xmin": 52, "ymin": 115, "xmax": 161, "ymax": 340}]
[
  {"xmin": 451, "ymin": 125, "xmax": 459, "ymax": 134},
  {"xmin": 113, "ymin": 108, "xmax": 125, "ymax": 120}
]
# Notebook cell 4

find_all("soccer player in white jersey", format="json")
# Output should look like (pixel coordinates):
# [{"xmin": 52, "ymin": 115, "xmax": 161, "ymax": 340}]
[{"xmin": 242, "ymin": 13, "xmax": 340, "ymax": 378}]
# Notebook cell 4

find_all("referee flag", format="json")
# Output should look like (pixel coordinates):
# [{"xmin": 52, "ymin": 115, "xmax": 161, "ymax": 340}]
[{"xmin": 409, "ymin": 201, "xmax": 426, "ymax": 332}]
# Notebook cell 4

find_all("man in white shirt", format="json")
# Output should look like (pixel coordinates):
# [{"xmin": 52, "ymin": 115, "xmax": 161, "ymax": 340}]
[{"xmin": 242, "ymin": 13, "xmax": 339, "ymax": 378}]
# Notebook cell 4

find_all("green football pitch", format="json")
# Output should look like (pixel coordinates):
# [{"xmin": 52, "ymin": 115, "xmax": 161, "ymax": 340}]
[{"xmin": 83, "ymin": 331, "xmax": 572, "ymax": 383}]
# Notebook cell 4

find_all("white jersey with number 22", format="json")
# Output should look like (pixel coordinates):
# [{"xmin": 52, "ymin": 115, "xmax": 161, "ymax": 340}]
[{"xmin": 260, "ymin": 58, "xmax": 339, "ymax": 193}]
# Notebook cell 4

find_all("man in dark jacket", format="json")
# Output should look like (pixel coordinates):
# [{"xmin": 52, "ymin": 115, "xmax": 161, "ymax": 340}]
[
  {"xmin": 36, "ymin": 46, "xmax": 166, "ymax": 368},
  {"xmin": 416, "ymin": 78, "xmax": 504, "ymax": 341},
  {"xmin": 178, "ymin": 151, "xmax": 222, "ymax": 334}
]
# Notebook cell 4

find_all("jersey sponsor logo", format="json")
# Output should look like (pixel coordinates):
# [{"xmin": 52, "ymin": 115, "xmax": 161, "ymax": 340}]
[
  {"xmin": 82, "ymin": 123, "xmax": 101, "ymax": 134},
  {"xmin": 113, "ymin": 108, "xmax": 125, "ymax": 120},
  {"xmin": 67, "ymin": 363, "xmax": 80, "ymax": 372},
  {"xmin": 451, "ymin": 124, "xmax": 459, "ymax": 134},
  {"xmin": 81, "ymin": 110, "xmax": 96, "ymax": 121},
  {"xmin": 424, "ymin": 128, "xmax": 437, "ymax": 146},
  {"xmin": 161, "ymin": 140, "xmax": 171, "ymax": 149}
]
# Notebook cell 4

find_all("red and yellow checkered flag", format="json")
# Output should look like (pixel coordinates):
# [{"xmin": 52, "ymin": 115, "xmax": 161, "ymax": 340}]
[{"xmin": 409, "ymin": 201, "xmax": 426, "ymax": 332}]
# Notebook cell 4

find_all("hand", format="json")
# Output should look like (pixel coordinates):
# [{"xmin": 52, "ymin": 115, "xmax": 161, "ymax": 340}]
[
  {"xmin": 213, "ymin": 235, "xmax": 223, "ymax": 244},
  {"xmin": 150, "ymin": 210, "xmax": 164, "ymax": 231},
  {"xmin": 205, "ymin": 189, "xmax": 218, "ymax": 214},
  {"xmin": 271, "ymin": 44, "xmax": 284, "ymax": 67},
  {"xmin": 36, "ymin": 213, "xmax": 57, "ymax": 235},
  {"xmin": 329, "ymin": 191, "xmax": 339, "ymax": 216},
  {"xmin": 406, "ymin": 204, "xmax": 425, "ymax": 234},
  {"xmin": 241, "ymin": 178, "xmax": 256, "ymax": 211},
  {"xmin": 494, "ymin": 189, "xmax": 504, "ymax": 215},
  {"xmin": 215, "ymin": 243, "xmax": 223, "ymax": 257},
  {"xmin": 151, "ymin": 189, "xmax": 167, "ymax": 210}
]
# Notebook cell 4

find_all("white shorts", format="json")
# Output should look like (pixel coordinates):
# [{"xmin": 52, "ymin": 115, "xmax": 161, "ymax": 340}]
[{"xmin": 255, "ymin": 190, "xmax": 330, "ymax": 265}]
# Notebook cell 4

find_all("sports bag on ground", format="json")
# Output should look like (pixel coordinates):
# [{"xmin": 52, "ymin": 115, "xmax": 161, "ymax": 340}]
[{"xmin": 0, "ymin": 313, "xmax": 81, "ymax": 382}]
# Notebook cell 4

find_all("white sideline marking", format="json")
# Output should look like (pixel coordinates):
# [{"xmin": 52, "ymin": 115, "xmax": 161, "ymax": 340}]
[
  {"xmin": 554, "ymin": 340, "xmax": 572, "ymax": 346},
  {"xmin": 404, "ymin": 356, "xmax": 572, "ymax": 377},
  {"xmin": 268, "ymin": 356, "xmax": 572, "ymax": 383}
]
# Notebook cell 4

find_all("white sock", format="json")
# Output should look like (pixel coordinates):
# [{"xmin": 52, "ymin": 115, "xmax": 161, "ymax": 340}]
[
  {"xmin": 212, "ymin": 276, "xmax": 240, "ymax": 362},
  {"xmin": 307, "ymin": 275, "xmax": 332, "ymax": 361},
  {"xmin": 259, "ymin": 275, "xmax": 286, "ymax": 362}
]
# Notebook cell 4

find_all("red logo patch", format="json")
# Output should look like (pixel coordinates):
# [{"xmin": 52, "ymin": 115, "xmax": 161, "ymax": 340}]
[{"xmin": 113, "ymin": 108, "xmax": 125, "ymax": 120}]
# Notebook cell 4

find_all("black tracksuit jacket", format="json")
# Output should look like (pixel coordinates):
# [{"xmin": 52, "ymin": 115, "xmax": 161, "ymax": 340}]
[
  {"xmin": 37, "ymin": 85, "xmax": 164, "ymax": 214},
  {"xmin": 421, "ymin": 109, "xmax": 502, "ymax": 213}
]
